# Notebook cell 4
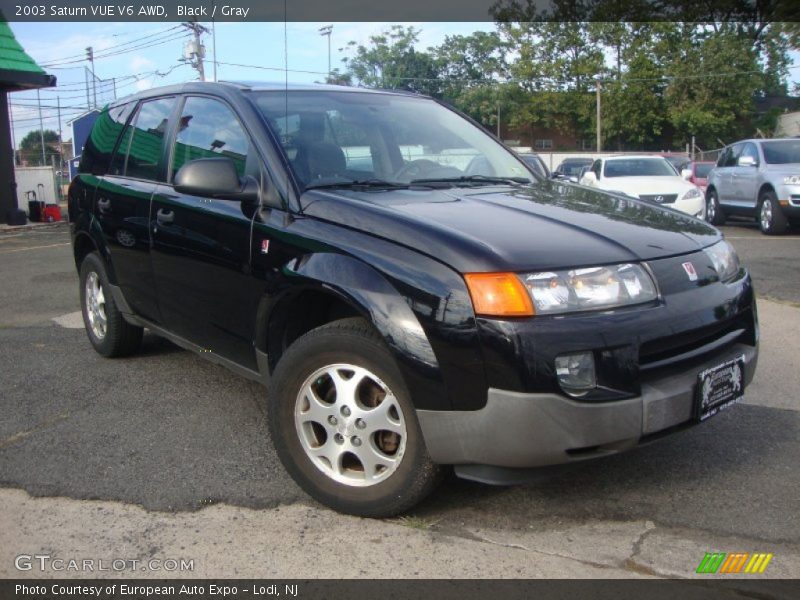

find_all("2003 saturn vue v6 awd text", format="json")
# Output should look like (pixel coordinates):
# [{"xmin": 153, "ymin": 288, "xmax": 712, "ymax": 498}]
[{"xmin": 68, "ymin": 82, "xmax": 759, "ymax": 516}]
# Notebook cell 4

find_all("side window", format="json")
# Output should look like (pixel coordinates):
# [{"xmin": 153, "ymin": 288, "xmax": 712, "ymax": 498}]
[
  {"xmin": 741, "ymin": 143, "xmax": 759, "ymax": 164},
  {"xmin": 591, "ymin": 160, "xmax": 602, "ymax": 178},
  {"xmin": 110, "ymin": 97, "xmax": 175, "ymax": 181},
  {"xmin": 171, "ymin": 96, "xmax": 250, "ymax": 180},
  {"xmin": 716, "ymin": 148, "xmax": 729, "ymax": 168},
  {"xmin": 725, "ymin": 144, "xmax": 743, "ymax": 167},
  {"xmin": 80, "ymin": 102, "xmax": 135, "ymax": 175}
]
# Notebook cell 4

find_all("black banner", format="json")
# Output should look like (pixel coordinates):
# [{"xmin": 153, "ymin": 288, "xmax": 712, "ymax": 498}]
[
  {"xmin": 3, "ymin": 580, "xmax": 800, "ymax": 600},
  {"xmin": 1, "ymin": 0, "xmax": 799, "ymax": 23}
]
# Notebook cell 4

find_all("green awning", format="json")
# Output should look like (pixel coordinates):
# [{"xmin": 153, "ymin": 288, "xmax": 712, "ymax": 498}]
[{"xmin": 0, "ymin": 16, "xmax": 56, "ymax": 91}]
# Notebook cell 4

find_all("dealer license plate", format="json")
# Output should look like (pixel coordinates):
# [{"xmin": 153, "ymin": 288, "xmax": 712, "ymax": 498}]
[{"xmin": 695, "ymin": 355, "xmax": 746, "ymax": 421}]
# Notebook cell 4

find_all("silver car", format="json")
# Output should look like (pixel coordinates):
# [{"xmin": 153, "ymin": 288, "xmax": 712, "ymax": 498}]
[{"xmin": 706, "ymin": 138, "xmax": 800, "ymax": 235}]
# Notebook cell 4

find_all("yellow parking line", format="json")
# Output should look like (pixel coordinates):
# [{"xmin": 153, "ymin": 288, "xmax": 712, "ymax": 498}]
[{"xmin": 0, "ymin": 242, "xmax": 70, "ymax": 254}]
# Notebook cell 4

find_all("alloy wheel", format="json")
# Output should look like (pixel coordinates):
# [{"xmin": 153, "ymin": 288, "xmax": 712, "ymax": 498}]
[
  {"xmin": 84, "ymin": 271, "xmax": 107, "ymax": 339},
  {"xmin": 760, "ymin": 199, "xmax": 773, "ymax": 232},
  {"xmin": 294, "ymin": 363, "xmax": 406, "ymax": 487}
]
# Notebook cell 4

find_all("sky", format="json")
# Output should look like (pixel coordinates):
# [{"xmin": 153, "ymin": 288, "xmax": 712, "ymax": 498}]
[
  {"xmin": 7, "ymin": 21, "xmax": 495, "ymax": 149},
  {"xmin": 6, "ymin": 21, "xmax": 800, "ymax": 151}
]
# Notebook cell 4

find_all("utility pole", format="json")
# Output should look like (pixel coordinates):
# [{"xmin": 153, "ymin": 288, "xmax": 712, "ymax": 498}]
[
  {"xmin": 84, "ymin": 67, "xmax": 90, "ymax": 111},
  {"xmin": 37, "ymin": 89, "xmax": 46, "ymax": 166},
  {"xmin": 319, "ymin": 25, "xmax": 333, "ymax": 79},
  {"xmin": 212, "ymin": 19, "xmax": 217, "ymax": 82},
  {"xmin": 595, "ymin": 77, "xmax": 602, "ymax": 152},
  {"xmin": 181, "ymin": 21, "xmax": 208, "ymax": 81},
  {"xmin": 86, "ymin": 47, "xmax": 96, "ymax": 108}
]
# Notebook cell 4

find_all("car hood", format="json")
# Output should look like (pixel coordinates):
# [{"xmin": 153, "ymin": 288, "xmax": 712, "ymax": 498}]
[
  {"xmin": 300, "ymin": 180, "xmax": 720, "ymax": 273},
  {"xmin": 594, "ymin": 176, "xmax": 696, "ymax": 196},
  {"xmin": 762, "ymin": 164, "xmax": 800, "ymax": 176}
]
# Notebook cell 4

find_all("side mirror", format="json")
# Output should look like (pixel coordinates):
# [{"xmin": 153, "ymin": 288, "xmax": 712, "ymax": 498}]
[
  {"xmin": 681, "ymin": 169, "xmax": 692, "ymax": 180},
  {"xmin": 738, "ymin": 155, "xmax": 757, "ymax": 167},
  {"xmin": 174, "ymin": 158, "xmax": 259, "ymax": 203},
  {"xmin": 582, "ymin": 171, "xmax": 597, "ymax": 184}
]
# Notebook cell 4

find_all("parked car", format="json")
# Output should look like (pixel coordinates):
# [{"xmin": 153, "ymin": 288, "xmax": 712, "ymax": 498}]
[
  {"xmin": 680, "ymin": 161, "xmax": 715, "ymax": 194},
  {"xmin": 553, "ymin": 157, "xmax": 594, "ymax": 182},
  {"xmin": 661, "ymin": 153, "xmax": 690, "ymax": 173},
  {"xmin": 705, "ymin": 138, "xmax": 800, "ymax": 235},
  {"xmin": 69, "ymin": 82, "xmax": 758, "ymax": 517},
  {"xmin": 517, "ymin": 152, "xmax": 550, "ymax": 179},
  {"xmin": 580, "ymin": 155, "xmax": 706, "ymax": 218}
]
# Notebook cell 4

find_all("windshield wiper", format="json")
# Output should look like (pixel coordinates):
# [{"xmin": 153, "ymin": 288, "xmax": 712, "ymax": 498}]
[
  {"xmin": 304, "ymin": 179, "xmax": 410, "ymax": 191},
  {"xmin": 410, "ymin": 175, "xmax": 529, "ymax": 187}
]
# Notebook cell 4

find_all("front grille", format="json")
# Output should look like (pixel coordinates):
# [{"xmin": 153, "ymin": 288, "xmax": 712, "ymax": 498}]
[
  {"xmin": 639, "ymin": 193, "xmax": 678, "ymax": 204},
  {"xmin": 639, "ymin": 314, "xmax": 751, "ymax": 371}
]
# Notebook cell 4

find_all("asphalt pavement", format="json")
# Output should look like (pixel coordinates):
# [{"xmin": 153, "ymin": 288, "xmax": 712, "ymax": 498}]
[{"xmin": 0, "ymin": 222, "xmax": 798, "ymax": 583}]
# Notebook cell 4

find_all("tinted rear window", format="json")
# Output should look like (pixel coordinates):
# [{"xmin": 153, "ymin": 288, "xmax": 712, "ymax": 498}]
[{"xmin": 79, "ymin": 103, "xmax": 135, "ymax": 175}]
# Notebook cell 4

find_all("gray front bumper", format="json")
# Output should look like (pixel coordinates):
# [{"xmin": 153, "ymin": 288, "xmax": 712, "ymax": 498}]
[{"xmin": 417, "ymin": 343, "xmax": 757, "ymax": 469}]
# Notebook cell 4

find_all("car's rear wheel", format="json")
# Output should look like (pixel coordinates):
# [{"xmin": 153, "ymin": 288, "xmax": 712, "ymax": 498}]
[
  {"xmin": 706, "ymin": 189, "xmax": 725, "ymax": 225},
  {"xmin": 759, "ymin": 190, "xmax": 788, "ymax": 235},
  {"xmin": 79, "ymin": 252, "xmax": 143, "ymax": 357},
  {"xmin": 268, "ymin": 317, "xmax": 440, "ymax": 517}
]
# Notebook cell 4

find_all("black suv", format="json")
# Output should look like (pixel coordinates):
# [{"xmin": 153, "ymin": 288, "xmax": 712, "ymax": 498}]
[{"xmin": 69, "ymin": 82, "xmax": 759, "ymax": 517}]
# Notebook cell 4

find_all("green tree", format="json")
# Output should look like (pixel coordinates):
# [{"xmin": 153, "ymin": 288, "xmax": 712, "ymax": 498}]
[
  {"xmin": 19, "ymin": 129, "xmax": 59, "ymax": 167},
  {"xmin": 664, "ymin": 26, "xmax": 763, "ymax": 148},
  {"xmin": 341, "ymin": 26, "xmax": 440, "ymax": 95}
]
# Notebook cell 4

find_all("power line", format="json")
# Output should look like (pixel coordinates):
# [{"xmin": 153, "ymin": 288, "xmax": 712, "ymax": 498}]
[
  {"xmin": 40, "ymin": 32, "xmax": 190, "ymax": 67},
  {"xmin": 219, "ymin": 60, "xmax": 800, "ymax": 87},
  {"xmin": 38, "ymin": 26, "xmax": 181, "ymax": 65}
]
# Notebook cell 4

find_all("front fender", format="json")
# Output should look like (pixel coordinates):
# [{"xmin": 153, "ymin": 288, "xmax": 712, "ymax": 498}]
[{"xmin": 261, "ymin": 253, "xmax": 446, "ymax": 410}]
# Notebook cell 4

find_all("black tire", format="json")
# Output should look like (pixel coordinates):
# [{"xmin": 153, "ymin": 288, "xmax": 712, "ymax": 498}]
[
  {"xmin": 758, "ymin": 190, "xmax": 788, "ymax": 235},
  {"xmin": 268, "ymin": 317, "xmax": 441, "ymax": 518},
  {"xmin": 79, "ymin": 252, "xmax": 143, "ymax": 357},
  {"xmin": 706, "ymin": 189, "xmax": 725, "ymax": 225}
]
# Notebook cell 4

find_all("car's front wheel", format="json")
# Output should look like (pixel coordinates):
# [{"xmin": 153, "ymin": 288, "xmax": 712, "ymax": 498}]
[
  {"xmin": 759, "ymin": 190, "xmax": 788, "ymax": 235},
  {"xmin": 706, "ymin": 189, "xmax": 725, "ymax": 225},
  {"xmin": 268, "ymin": 318, "xmax": 440, "ymax": 517},
  {"xmin": 79, "ymin": 252, "xmax": 143, "ymax": 357}
]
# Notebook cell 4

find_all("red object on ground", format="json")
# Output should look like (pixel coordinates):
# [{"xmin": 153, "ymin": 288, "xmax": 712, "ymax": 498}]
[{"xmin": 42, "ymin": 205, "xmax": 62, "ymax": 222}]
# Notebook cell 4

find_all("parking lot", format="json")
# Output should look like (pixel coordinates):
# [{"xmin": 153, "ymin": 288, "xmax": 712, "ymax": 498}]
[{"xmin": 0, "ymin": 222, "xmax": 798, "ymax": 583}]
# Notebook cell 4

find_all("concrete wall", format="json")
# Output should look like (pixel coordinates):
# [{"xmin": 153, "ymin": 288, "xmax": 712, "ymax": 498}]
[{"xmin": 15, "ymin": 167, "xmax": 57, "ymax": 212}]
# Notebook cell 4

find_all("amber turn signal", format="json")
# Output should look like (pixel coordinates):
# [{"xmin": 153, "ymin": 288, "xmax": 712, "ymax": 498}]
[{"xmin": 464, "ymin": 272, "xmax": 535, "ymax": 317}]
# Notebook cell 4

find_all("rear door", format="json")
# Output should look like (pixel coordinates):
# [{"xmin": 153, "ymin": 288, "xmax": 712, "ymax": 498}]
[
  {"xmin": 94, "ymin": 96, "xmax": 176, "ymax": 323},
  {"xmin": 150, "ymin": 95, "xmax": 266, "ymax": 369}
]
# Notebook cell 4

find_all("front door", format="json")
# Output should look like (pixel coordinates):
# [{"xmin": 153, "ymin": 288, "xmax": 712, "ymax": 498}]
[{"xmin": 150, "ymin": 95, "xmax": 264, "ymax": 369}]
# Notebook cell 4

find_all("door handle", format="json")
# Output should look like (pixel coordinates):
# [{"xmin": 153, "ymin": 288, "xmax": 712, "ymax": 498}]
[{"xmin": 156, "ymin": 208, "xmax": 174, "ymax": 225}]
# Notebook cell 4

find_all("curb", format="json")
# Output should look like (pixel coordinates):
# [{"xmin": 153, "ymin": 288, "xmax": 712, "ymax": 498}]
[{"xmin": 0, "ymin": 220, "xmax": 69, "ymax": 235}]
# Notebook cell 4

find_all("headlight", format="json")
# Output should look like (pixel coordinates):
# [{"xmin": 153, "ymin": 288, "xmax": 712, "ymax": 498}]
[
  {"xmin": 703, "ymin": 240, "xmax": 740, "ymax": 282},
  {"xmin": 682, "ymin": 187, "xmax": 702, "ymax": 200},
  {"xmin": 520, "ymin": 263, "xmax": 658, "ymax": 315},
  {"xmin": 783, "ymin": 175, "xmax": 800, "ymax": 185}
]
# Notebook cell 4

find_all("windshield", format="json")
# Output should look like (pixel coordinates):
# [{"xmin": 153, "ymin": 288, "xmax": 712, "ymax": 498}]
[
  {"xmin": 250, "ymin": 90, "xmax": 534, "ymax": 189},
  {"xmin": 761, "ymin": 140, "xmax": 800, "ymax": 165},
  {"xmin": 604, "ymin": 158, "xmax": 677, "ymax": 178},
  {"xmin": 695, "ymin": 163, "xmax": 713, "ymax": 178}
]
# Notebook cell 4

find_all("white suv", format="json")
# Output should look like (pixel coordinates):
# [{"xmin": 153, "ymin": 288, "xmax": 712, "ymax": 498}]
[{"xmin": 705, "ymin": 138, "xmax": 800, "ymax": 235}]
